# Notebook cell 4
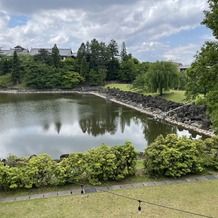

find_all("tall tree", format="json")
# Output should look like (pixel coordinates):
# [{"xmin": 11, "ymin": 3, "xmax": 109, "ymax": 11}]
[
  {"xmin": 11, "ymin": 51, "xmax": 21, "ymax": 85},
  {"xmin": 202, "ymin": 0, "xmax": 218, "ymax": 39},
  {"xmin": 80, "ymin": 56, "xmax": 89, "ymax": 80},
  {"xmin": 77, "ymin": 42, "xmax": 86, "ymax": 69},
  {"xmin": 186, "ymin": 41, "xmax": 218, "ymax": 100},
  {"xmin": 118, "ymin": 58, "xmax": 139, "ymax": 83},
  {"xmin": 120, "ymin": 42, "xmax": 128, "ymax": 61},
  {"xmin": 187, "ymin": 0, "xmax": 218, "ymax": 132},
  {"xmin": 51, "ymin": 44, "xmax": 61, "ymax": 68},
  {"xmin": 106, "ymin": 39, "xmax": 120, "ymax": 81},
  {"xmin": 146, "ymin": 61, "xmax": 179, "ymax": 95}
]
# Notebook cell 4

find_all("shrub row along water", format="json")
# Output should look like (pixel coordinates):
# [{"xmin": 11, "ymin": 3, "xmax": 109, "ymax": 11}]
[
  {"xmin": 0, "ymin": 135, "xmax": 217, "ymax": 191},
  {"xmin": 0, "ymin": 142, "xmax": 137, "ymax": 190}
]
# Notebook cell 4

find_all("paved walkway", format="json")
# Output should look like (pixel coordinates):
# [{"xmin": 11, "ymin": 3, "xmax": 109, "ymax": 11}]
[{"xmin": 0, "ymin": 174, "xmax": 218, "ymax": 203}]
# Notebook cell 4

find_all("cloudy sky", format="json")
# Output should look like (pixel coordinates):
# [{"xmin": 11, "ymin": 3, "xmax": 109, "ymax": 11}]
[{"xmin": 0, "ymin": 0, "xmax": 213, "ymax": 64}]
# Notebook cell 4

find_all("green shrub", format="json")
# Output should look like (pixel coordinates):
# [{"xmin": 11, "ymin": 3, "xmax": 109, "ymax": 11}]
[
  {"xmin": 85, "ymin": 141, "xmax": 137, "ymax": 185},
  {"xmin": 0, "ymin": 73, "xmax": 13, "ymax": 88},
  {"xmin": 144, "ymin": 134, "xmax": 204, "ymax": 178},
  {"xmin": 57, "ymin": 153, "xmax": 86, "ymax": 185},
  {"xmin": 203, "ymin": 137, "xmax": 218, "ymax": 170},
  {"xmin": 0, "ymin": 142, "xmax": 138, "ymax": 189}
]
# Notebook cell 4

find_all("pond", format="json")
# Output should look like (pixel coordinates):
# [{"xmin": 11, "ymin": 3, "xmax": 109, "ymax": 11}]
[{"xmin": 0, "ymin": 93, "xmax": 202, "ymax": 159}]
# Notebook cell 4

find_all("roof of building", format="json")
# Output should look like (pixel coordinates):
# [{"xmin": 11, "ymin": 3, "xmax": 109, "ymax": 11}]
[
  {"xmin": 29, "ymin": 48, "xmax": 74, "ymax": 57},
  {"xmin": 179, "ymin": 65, "xmax": 190, "ymax": 69},
  {"xmin": 0, "ymin": 50, "xmax": 10, "ymax": 56},
  {"xmin": 0, "ymin": 45, "xmax": 29, "ymax": 56}
]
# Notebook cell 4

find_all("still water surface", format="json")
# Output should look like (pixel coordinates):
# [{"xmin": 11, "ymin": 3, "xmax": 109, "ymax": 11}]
[{"xmin": 0, "ymin": 93, "xmax": 201, "ymax": 159}]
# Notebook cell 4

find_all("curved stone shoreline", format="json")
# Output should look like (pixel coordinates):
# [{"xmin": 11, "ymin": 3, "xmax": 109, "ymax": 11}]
[
  {"xmin": 90, "ymin": 92, "xmax": 215, "ymax": 137},
  {"xmin": 0, "ymin": 88, "xmax": 215, "ymax": 137}
]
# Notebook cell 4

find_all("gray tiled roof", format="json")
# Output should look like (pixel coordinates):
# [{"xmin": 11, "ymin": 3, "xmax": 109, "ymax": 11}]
[
  {"xmin": 7, "ymin": 49, "xmax": 29, "ymax": 56},
  {"xmin": 1, "ymin": 46, "xmax": 76, "ymax": 58},
  {"xmin": 0, "ymin": 50, "xmax": 10, "ymax": 56},
  {"xmin": 0, "ymin": 45, "xmax": 29, "ymax": 56},
  {"xmin": 29, "ymin": 48, "xmax": 74, "ymax": 57}
]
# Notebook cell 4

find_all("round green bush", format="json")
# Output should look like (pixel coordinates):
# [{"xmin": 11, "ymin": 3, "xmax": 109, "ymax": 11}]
[{"xmin": 144, "ymin": 134, "xmax": 204, "ymax": 178}]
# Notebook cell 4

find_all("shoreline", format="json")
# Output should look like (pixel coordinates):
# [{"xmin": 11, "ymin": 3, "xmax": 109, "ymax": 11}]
[
  {"xmin": 0, "ymin": 89, "xmax": 215, "ymax": 137},
  {"xmin": 90, "ymin": 92, "xmax": 215, "ymax": 137}
]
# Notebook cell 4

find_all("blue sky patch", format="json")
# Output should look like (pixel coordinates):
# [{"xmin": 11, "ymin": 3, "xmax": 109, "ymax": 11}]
[
  {"xmin": 160, "ymin": 26, "xmax": 212, "ymax": 47},
  {"xmin": 7, "ymin": 15, "xmax": 30, "ymax": 28}
]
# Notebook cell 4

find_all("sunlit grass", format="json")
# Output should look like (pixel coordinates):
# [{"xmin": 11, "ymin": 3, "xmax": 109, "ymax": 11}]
[
  {"xmin": 0, "ymin": 180, "xmax": 217, "ymax": 218},
  {"xmin": 105, "ymin": 83, "xmax": 188, "ymax": 104},
  {"xmin": 105, "ymin": 83, "xmax": 132, "ymax": 91}
]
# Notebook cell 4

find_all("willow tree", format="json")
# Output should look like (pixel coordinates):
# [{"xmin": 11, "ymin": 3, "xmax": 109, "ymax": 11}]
[{"xmin": 146, "ymin": 61, "xmax": 179, "ymax": 95}]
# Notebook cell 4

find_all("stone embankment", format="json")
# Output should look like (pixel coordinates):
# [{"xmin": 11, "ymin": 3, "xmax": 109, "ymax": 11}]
[
  {"xmin": 93, "ymin": 88, "xmax": 214, "ymax": 137},
  {"xmin": 0, "ymin": 87, "xmax": 215, "ymax": 137}
]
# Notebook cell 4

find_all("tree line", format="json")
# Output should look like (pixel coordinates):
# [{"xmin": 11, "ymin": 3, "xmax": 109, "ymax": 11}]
[
  {"xmin": 0, "ymin": 40, "xmax": 141, "ymax": 88},
  {"xmin": 0, "ymin": 40, "xmax": 185, "ymax": 91}
]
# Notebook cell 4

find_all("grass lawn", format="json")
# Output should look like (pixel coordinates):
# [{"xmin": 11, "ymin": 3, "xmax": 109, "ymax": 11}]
[
  {"xmin": 0, "ymin": 180, "xmax": 217, "ymax": 218},
  {"xmin": 105, "ymin": 83, "xmax": 188, "ymax": 104},
  {"xmin": 105, "ymin": 83, "xmax": 132, "ymax": 91}
]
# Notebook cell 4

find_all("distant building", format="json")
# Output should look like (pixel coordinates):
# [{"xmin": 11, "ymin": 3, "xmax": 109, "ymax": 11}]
[
  {"xmin": 172, "ymin": 62, "xmax": 190, "ymax": 72},
  {"xmin": 0, "ymin": 45, "xmax": 77, "ymax": 60},
  {"xmin": 179, "ymin": 65, "xmax": 190, "ymax": 72},
  {"xmin": 29, "ymin": 48, "xmax": 77, "ymax": 60},
  {"xmin": 0, "ymin": 45, "xmax": 29, "ymax": 56}
]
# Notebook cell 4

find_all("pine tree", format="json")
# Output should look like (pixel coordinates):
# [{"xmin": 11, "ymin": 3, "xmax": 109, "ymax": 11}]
[
  {"xmin": 11, "ymin": 51, "xmax": 21, "ymax": 85},
  {"xmin": 51, "ymin": 44, "xmax": 61, "ymax": 68}
]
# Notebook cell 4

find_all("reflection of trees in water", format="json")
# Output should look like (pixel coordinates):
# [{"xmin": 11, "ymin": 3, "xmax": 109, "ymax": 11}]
[
  {"xmin": 55, "ymin": 122, "xmax": 62, "ymax": 134},
  {"xmin": 43, "ymin": 123, "xmax": 50, "ymax": 131},
  {"xmin": 79, "ymin": 101, "xmax": 119, "ymax": 136},
  {"xmin": 120, "ymin": 110, "xmax": 176, "ymax": 145},
  {"xmin": 78, "ymin": 100, "xmax": 177, "ymax": 142},
  {"xmin": 3, "ymin": 93, "xmax": 186, "ymax": 142},
  {"xmin": 119, "ymin": 108, "xmax": 140, "ymax": 133},
  {"xmin": 143, "ymin": 118, "xmax": 177, "ymax": 145}
]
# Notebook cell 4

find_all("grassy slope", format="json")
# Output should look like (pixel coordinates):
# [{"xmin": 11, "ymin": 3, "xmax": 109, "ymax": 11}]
[
  {"xmin": 0, "ymin": 180, "xmax": 217, "ymax": 218},
  {"xmin": 105, "ymin": 83, "xmax": 188, "ymax": 104}
]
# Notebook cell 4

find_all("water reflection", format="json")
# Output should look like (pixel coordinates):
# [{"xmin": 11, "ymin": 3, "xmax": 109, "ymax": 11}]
[{"xmin": 0, "ymin": 93, "xmax": 202, "ymax": 159}]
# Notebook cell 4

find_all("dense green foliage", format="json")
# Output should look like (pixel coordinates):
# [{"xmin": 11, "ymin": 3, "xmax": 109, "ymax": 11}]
[
  {"xmin": 76, "ymin": 39, "xmax": 138, "ymax": 84},
  {"xmin": 0, "ymin": 73, "xmax": 13, "ymax": 88},
  {"xmin": 0, "ymin": 40, "xmax": 142, "ymax": 88},
  {"xmin": 185, "ymin": 42, "xmax": 218, "ymax": 133},
  {"xmin": 186, "ymin": 0, "xmax": 218, "ymax": 133},
  {"xmin": 0, "ymin": 142, "xmax": 137, "ymax": 190},
  {"xmin": 144, "ymin": 134, "xmax": 218, "ymax": 178},
  {"xmin": 61, "ymin": 71, "xmax": 84, "ymax": 89},
  {"xmin": 202, "ymin": 0, "xmax": 218, "ymax": 38},
  {"xmin": 11, "ymin": 51, "xmax": 22, "ymax": 85},
  {"xmin": 186, "ymin": 41, "xmax": 218, "ymax": 99},
  {"xmin": 132, "ymin": 61, "xmax": 179, "ymax": 95}
]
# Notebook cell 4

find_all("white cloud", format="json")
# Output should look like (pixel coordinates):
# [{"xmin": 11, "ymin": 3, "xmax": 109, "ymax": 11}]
[
  {"xmin": 162, "ymin": 43, "xmax": 201, "ymax": 64},
  {"xmin": 0, "ymin": 0, "xmax": 212, "ymax": 64}
]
